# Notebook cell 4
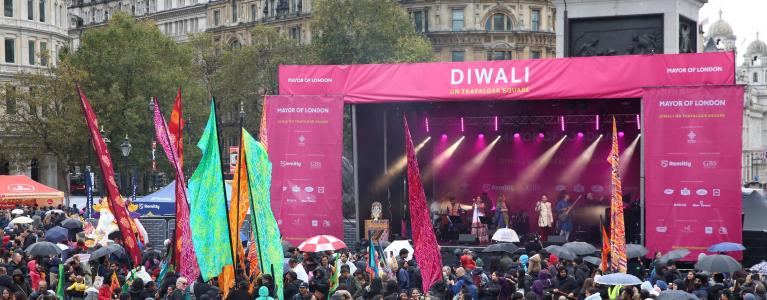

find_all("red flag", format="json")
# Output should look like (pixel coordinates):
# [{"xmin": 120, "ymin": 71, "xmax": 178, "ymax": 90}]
[
  {"xmin": 169, "ymin": 88, "xmax": 184, "ymax": 169},
  {"xmin": 77, "ymin": 86, "xmax": 142, "ymax": 265},
  {"xmin": 404, "ymin": 116, "xmax": 443, "ymax": 292},
  {"xmin": 607, "ymin": 117, "xmax": 628, "ymax": 273},
  {"xmin": 600, "ymin": 222, "xmax": 610, "ymax": 272}
]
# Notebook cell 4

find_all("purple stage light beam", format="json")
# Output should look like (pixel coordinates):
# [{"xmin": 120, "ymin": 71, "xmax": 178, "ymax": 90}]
[{"xmin": 460, "ymin": 117, "xmax": 465, "ymax": 133}]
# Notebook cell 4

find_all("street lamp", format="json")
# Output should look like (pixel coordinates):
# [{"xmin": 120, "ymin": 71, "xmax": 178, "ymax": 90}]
[
  {"xmin": 239, "ymin": 101, "xmax": 246, "ymax": 123},
  {"xmin": 120, "ymin": 134, "xmax": 132, "ymax": 195}
]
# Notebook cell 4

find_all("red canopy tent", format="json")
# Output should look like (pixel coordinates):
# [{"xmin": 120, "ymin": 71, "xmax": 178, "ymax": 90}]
[{"xmin": 0, "ymin": 175, "xmax": 64, "ymax": 209}]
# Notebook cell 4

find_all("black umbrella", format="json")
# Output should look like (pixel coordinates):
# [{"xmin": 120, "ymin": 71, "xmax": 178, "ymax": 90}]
[
  {"xmin": 483, "ymin": 243, "xmax": 520, "ymax": 254},
  {"xmin": 61, "ymin": 218, "xmax": 84, "ymax": 229},
  {"xmin": 626, "ymin": 244, "xmax": 649, "ymax": 259},
  {"xmin": 25, "ymin": 241, "xmax": 63, "ymax": 257},
  {"xmin": 563, "ymin": 242, "xmax": 597, "ymax": 256},
  {"xmin": 656, "ymin": 290, "xmax": 700, "ymax": 300},
  {"xmin": 45, "ymin": 226, "xmax": 68, "ymax": 243},
  {"xmin": 544, "ymin": 245, "xmax": 577, "ymax": 260},
  {"xmin": 660, "ymin": 249, "xmax": 690, "ymax": 263},
  {"xmin": 694, "ymin": 254, "xmax": 742, "ymax": 273},
  {"xmin": 583, "ymin": 256, "xmax": 602, "ymax": 266}
]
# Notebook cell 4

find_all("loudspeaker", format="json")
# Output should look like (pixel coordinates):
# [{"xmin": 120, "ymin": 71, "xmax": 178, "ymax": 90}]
[
  {"xmin": 546, "ymin": 235, "xmax": 567, "ymax": 244},
  {"xmin": 458, "ymin": 234, "xmax": 478, "ymax": 244}
]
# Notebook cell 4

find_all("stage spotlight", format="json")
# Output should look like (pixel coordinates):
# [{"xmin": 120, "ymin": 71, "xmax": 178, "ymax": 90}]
[
  {"xmin": 514, "ymin": 136, "xmax": 567, "ymax": 190},
  {"xmin": 577, "ymin": 132, "xmax": 584, "ymax": 138},
  {"xmin": 636, "ymin": 114, "xmax": 641, "ymax": 130},
  {"xmin": 441, "ymin": 134, "xmax": 448, "ymax": 141},
  {"xmin": 494, "ymin": 116, "xmax": 499, "ymax": 132},
  {"xmin": 514, "ymin": 133, "xmax": 521, "ymax": 139},
  {"xmin": 618, "ymin": 131, "xmax": 625, "ymax": 137},
  {"xmin": 560, "ymin": 116, "xmax": 565, "ymax": 132},
  {"xmin": 595, "ymin": 115, "xmax": 600, "ymax": 130},
  {"xmin": 373, "ymin": 136, "xmax": 432, "ymax": 191},
  {"xmin": 454, "ymin": 135, "xmax": 501, "ymax": 184},
  {"xmin": 620, "ymin": 135, "xmax": 640, "ymax": 175},
  {"xmin": 478, "ymin": 133, "xmax": 485, "ymax": 139},
  {"xmin": 460, "ymin": 117, "xmax": 465, "ymax": 132},
  {"xmin": 558, "ymin": 134, "xmax": 603, "ymax": 184},
  {"xmin": 538, "ymin": 132, "xmax": 545, "ymax": 139},
  {"xmin": 425, "ymin": 117, "xmax": 430, "ymax": 133},
  {"xmin": 423, "ymin": 136, "xmax": 466, "ymax": 180}
]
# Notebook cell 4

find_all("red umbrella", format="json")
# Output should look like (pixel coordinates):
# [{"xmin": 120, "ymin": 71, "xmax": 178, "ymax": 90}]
[{"xmin": 298, "ymin": 235, "xmax": 347, "ymax": 252}]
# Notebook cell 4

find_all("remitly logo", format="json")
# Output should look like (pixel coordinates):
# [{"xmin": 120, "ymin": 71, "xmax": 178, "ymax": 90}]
[
  {"xmin": 279, "ymin": 161, "xmax": 302, "ymax": 168},
  {"xmin": 660, "ymin": 160, "xmax": 691, "ymax": 168},
  {"xmin": 451, "ymin": 67, "xmax": 530, "ymax": 85}
]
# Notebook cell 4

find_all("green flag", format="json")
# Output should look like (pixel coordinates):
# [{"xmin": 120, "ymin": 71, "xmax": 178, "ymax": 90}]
[
  {"xmin": 242, "ymin": 129, "xmax": 283, "ymax": 299},
  {"xmin": 188, "ymin": 100, "xmax": 233, "ymax": 281},
  {"xmin": 56, "ymin": 264, "xmax": 65, "ymax": 298}
]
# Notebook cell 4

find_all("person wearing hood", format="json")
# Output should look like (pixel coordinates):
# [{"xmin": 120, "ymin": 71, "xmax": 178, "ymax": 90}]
[
  {"xmin": 10, "ymin": 269, "xmax": 30, "ymax": 297},
  {"xmin": 226, "ymin": 281, "xmax": 252, "ymax": 300},
  {"xmin": 310, "ymin": 267, "xmax": 329, "ymax": 296},
  {"xmin": 127, "ymin": 278, "xmax": 151, "ymax": 300},
  {"xmin": 552, "ymin": 266, "xmax": 577, "ymax": 299},
  {"xmin": 519, "ymin": 255, "xmax": 529, "ymax": 274},
  {"xmin": 531, "ymin": 269, "xmax": 553, "ymax": 299}
]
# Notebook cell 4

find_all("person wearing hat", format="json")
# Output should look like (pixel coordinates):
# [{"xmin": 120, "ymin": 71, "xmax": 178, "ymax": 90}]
[{"xmin": 291, "ymin": 282, "xmax": 312, "ymax": 300}]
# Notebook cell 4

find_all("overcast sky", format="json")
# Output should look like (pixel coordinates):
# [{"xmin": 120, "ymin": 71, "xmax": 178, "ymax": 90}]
[{"xmin": 700, "ymin": 0, "xmax": 767, "ymax": 63}]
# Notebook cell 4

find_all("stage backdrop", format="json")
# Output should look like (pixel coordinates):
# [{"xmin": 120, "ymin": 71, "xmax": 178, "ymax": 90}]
[
  {"xmin": 264, "ymin": 95, "xmax": 344, "ymax": 243},
  {"xmin": 643, "ymin": 85, "xmax": 744, "ymax": 260}
]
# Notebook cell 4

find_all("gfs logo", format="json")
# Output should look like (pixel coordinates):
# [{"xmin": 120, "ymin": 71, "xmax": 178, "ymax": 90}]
[{"xmin": 7, "ymin": 184, "xmax": 35, "ymax": 192}]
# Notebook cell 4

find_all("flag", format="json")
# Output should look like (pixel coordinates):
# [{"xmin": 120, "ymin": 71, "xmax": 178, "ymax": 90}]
[
  {"xmin": 169, "ymin": 88, "xmax": 184, "ymax": 169},
  {"xmin": 258, "ymin": 96, "xmax": 268, "ymax": 151},
  {"xmin": 77, "ymin": 87, "xmax": 142, "ymax": 265},
  {"xmin": 367, "ymin": 239, "xmax": 379, "ymax": 278},
  {"xmin": 152, "ymin": 98, "xmax": 200, "ymax": 281},
  {"xmin": 404, "ymin": 117, "xmax": 443, "ymax": 292},
  {"xmin": 219, "ymin": 265, "xmax": 235, "ymax": 299},
  {"xmin": 56, "ymin": 264, "xmax": 65, "ymax": 299},
  {"xmin": 242, "ymin": 128, "xmax": 283, "ymax": 299},
  {"xmin": 247, "ymin": 235, "xmax": 260, "ymax": 278},
  {"xmin": 187, "ymin": 100, "xmax": 233, "ymax": 281},
  {"xmin": 600, "ymin": 221, "xmax": 610, "ymax": 272},
  {"xmin": 85, "ymin": 169, "xmax": 93, "ymax": 218},
  {"xmin": 328, "ymin": 253, "xmax": 341, "ymax": 295},
  {"xmin": 110, "ymin": 271, "xmax": 120, "ymax": 291},
  {"xmin": 607, "ymin": 117, "xmax": 628, "ymax": 273}
]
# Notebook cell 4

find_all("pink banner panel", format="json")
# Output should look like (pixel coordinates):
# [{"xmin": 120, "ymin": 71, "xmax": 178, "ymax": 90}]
[
  {"xmin": 265, "ymin": 95, "xmax": 344, "ymax": 244},
  {"xmin": 643, "ymin": 85, "xmax": 744, "ymax": 260},
  {"xmin": 279, "ymin": 52, "xmax": 735, "ymax": 103}
]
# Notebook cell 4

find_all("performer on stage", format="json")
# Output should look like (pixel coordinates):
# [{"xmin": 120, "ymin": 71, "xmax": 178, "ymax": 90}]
[
  {"xmin": 471, "ymin": 196, "xmax": 489, "ymax": 243},
  {"xmin": 494, "ymin": 194, "xmax": 510, "ymax": 229},
  {"xmin": 535, "ymin": 194, "xmax": 553, "ymax": 241},
  {"xmin": 447, "ymin": 196, "xmax": 461, "ymax": 217},
  {"xmin": 555, "ymin": 192, "xmax": 574, "ymax": 241}
]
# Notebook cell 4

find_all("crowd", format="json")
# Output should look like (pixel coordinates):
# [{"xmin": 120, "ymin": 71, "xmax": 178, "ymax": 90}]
[{"xmin": 0, "ymin": 204, "xmax": 761, "ymax": 300}]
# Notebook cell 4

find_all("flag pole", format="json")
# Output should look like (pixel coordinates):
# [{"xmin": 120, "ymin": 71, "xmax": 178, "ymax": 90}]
[{"xmin": 212, "ymin": 97, "xmax": 238, "ymax": 267}]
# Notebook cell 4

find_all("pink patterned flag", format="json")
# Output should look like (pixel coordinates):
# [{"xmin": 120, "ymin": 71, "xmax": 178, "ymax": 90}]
[
  {"xmin": 404, "ymin": 116, "xmax": 443, "ymax": 292},
  {"xmin": 152, "ymin": 98, "xmax": 200, "ymax": 281}
]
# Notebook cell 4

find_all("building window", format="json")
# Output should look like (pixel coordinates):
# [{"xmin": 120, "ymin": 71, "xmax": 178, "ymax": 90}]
[
  {"xmin": 531, "ymin": 9, "xmax": 541, "ymax": 31},
  {"xmin": 176, "ymin": 0, "xmax": 182, "ymax": 8},
  {"xmin": 487, "ymin": 50, "xmax": 511, "ymax": 61},
  {"xmin": 451, "ymin": 8, "xmax": 463, "ymax": 31},
  {"xmin": 412, "ymin": 10, "xmax": 427, "ymax": 33},
  {"xmin": 39, "ymin": 0, "xmax": 44, "ymax": 21},
  {"xmin": 27, "ymin": 0, "xmax": 33, "ymax": 20},
  {"xmin": 290, "ymin": 26, "xmax": 301, "ymax": 41},
  {"xmin": 40, "ymin": 41, "xmax": 47, "ymax": 66},
  {"xmin": 530, "ymin": 50, "xmax": 541, "ymax": 59},
  {"xmin": 5, "ymin": 96, "xmax": 16, "ymax": 115},
  {"xmin": 231, "ymin": 0, "xmax": 237, "ymax": 22},
  {"xmin": 164, "ymin": 0, "xmax": 170, "ymax": 9},
  {"xmin": 28, "ymin": 40, "xmax": 35, "ymax": 65},
  {"xmin": 5, "ymin": 39, "xmax": 14, "ymax": 63},
  {"xmin": 250, "ymin": 4, "xmax": 256, "ymax": 21},
  {"xmin": 4, "ymin": 0, "xmax": 12, "ymax": 17},
  {"xmin": 486, "ymin": 13, "xmax": 512, "ymax": 31},
  {"xmin": 755, "ymin": 73, "xmax": 759, "ymax": 83},
  {"xmin": 213, "ymin": 10, "xmax": 220, "ymax": 26},
  {"xmin": 451, "ymin": 50, "xmax": 465, "ymax": 62}
]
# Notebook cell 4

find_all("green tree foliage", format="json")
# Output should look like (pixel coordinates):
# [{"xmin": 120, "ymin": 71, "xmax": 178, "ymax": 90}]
[{"xmin": 312, "ymin": 0, "xmax": 434, "ymax": 64}]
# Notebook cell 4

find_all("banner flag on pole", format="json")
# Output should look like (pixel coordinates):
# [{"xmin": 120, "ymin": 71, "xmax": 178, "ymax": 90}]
[
  {"xmin": 169, "ymin": 88, "xmax": 184, "ymax": 169},
  {"xmin": 404, "ymin": 116, "xmax": 443, "ymax": 292},
  {"xmin": 152, "ymin": 98, "xmax": 200, "ymax": 281},
  {"xmin": 187, "ymin": 100, "xmax": 233, "ymax": 281},
  {"xmin": 600, "ymin": 221, "xmax": 610, "ymax": 272},
  {"xmin": 76, "ymin": 86, "xmax": 142, "ymax": 266},
  {"xmin": 607, "ymin": 117, "xmax": 628, "ymax": 273}
]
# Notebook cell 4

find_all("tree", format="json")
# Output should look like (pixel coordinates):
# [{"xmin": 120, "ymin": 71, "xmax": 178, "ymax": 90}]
[{"xmin": 312, "ymin": 0, "xmax": 434, "ymax": 64}]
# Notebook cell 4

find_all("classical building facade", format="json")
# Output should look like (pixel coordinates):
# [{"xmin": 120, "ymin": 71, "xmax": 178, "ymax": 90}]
[
  {"xmin": 205, "ymin": 0, "xmax": 310, "ymax": 46},
  {"xmin": 0, "ymin": 0, "xmax": 70, "ymax": 188},
  {"xmin": 399, "ymin": 0, "xmax": 556, "ymax": 61}
]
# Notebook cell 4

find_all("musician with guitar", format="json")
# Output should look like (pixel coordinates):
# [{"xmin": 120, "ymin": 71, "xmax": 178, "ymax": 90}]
[{"xmin": 555, "ymin": 192, "xmax": 581, "ymax": 242}]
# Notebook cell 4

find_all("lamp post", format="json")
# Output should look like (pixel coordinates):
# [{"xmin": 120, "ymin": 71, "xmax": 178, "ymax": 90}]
[{"xmin": 120, "ymin": 134, "xmax": 132, "ymax": 196}]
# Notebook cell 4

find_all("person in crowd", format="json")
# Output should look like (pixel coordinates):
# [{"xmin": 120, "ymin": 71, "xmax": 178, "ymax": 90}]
[
  {"xmin": 292, "ymin": 282, "xmax": 312, "ymax": 300},
  {"xmin": 27, "ymin": 281, "xmax": 52, "ymax": 299},
  {"xmin": 165, "ymin": 277, "xmax": 191, "ymax": 300},
  {"xmin": 448, "ymin": 267, "xmax": 478, "ymax": 300},
  {"xmin": 290, "ymin": 258, "xmax": 310, "ymax": 283},
  {"xmin": 460, "ymin": 250, "xmax": 476, "ymax": 271}
]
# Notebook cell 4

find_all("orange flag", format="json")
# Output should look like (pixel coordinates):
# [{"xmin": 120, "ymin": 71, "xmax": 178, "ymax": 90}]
[
  {"xmin": 220, "ymin": 131, "xmax": 251, "ymax": 297},
  {"xmin": 169, "ymin": 88, "xmax": 184, "ymax": 168},
  {"xmin": 600, "ymin": 222, "xmax": 610, "ymax": 272},
  {"xmin": 607, "ymin": 117, "xmax": 628, "ymax": 273}
]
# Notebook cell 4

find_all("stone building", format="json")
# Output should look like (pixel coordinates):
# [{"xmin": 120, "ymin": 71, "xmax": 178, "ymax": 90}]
[
  {"xmin": 736, "ymin": 34, "xmax": 767, "ymax": 184},
  {"xmin": 0, "ymin": 0, "xmax": 71, "ymax": 188},
  {"xmin": 205, "ymin": 0, "xmax": 310, "ymax": 46}
]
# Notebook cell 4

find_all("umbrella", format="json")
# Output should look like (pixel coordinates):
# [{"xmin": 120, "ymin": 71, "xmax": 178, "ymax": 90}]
[
  {"xmin": 10, "ymin": 209, "xmax": 23, "ymax": 215},
  {"xmin": 583, "ymin": 256, "xmax": 602, "ymax": 266},
  {"xmin": 45, "ymin": 226, "xmax": 68, "ymax": 243},
  {"xmin": 544, "ymin": 245, "xmax": 577, "ymax": 260},
  {"xmin": 10, "ymin": 216, "xmax": 33, "ymax": 224},
  {"xmin": 750, "ymin": 261, "xmax": 767, "ymax": 275},
  {"xmin": 89, "ymin": 244, "xmax": 126, "ymax": 261},
  {"xmin": 492, "ymin": 228, "xmax": 520, "ymax": 243},
  {"xmin": 384, "ymin": 240, "xmax": 414, "ymax": 261},
  {"xmin": 56, "ymin": 243, "xmax": 69, "ymax": 250},
  {"xmin": 708, "ymin": 242, "xmax": 746, "ymax": 253},
  {"xmin": 694, "ymin": 254, "xmax": 742, "ymax": 273},
  {"xmin": 656, "ymin": 290, "xmax": 700, "ymax": 300},
  {"xmin": 626, "ymin": 244, "xmax": 649, "ymax": 259},
  {"xmin": 25, "ymin": 242, "xmax": 62, "ymax": 256},
  {"xmin": 61, "ymin": 218, "xmax": 84, "ymax": 229},
  {"xmin": 595, "ymin": 273, "xmax": 643, "ymax": 286},
  {"xmin": 44, "ymin": 209, "xmax": 65, "ymax": 215},
  {"xmin": 483, "ymin": 243, "xmax": 520, "ymax": 255},
  {"xmin": 660, "ymin": 249, "xmax": 690, "ymax": 263},
  {"xmin": 563, "ymin": 242, "xmax": 597, "ymax": 255},
  {"xmin": 298, "ymin": 235, "xmax": 347, "ymax": 252}
]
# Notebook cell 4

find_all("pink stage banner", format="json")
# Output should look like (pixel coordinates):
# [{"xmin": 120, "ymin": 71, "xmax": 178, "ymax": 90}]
[
  {"xmin": 264, "ymin": 95, "xmax": 344, "ymax": 243},
  {"xmin": 279, "ymin": 52, "xmax": 735, "ymax": 103},
  {"xmin": 643, "ymin": 85, "xmax": 743, "ymax": 260}
]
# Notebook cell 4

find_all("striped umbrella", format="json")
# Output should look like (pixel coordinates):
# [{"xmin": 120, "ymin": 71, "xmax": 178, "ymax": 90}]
[{"xmin": 298, "ymin": 235, "xmax": 347, "ymax": 252}]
